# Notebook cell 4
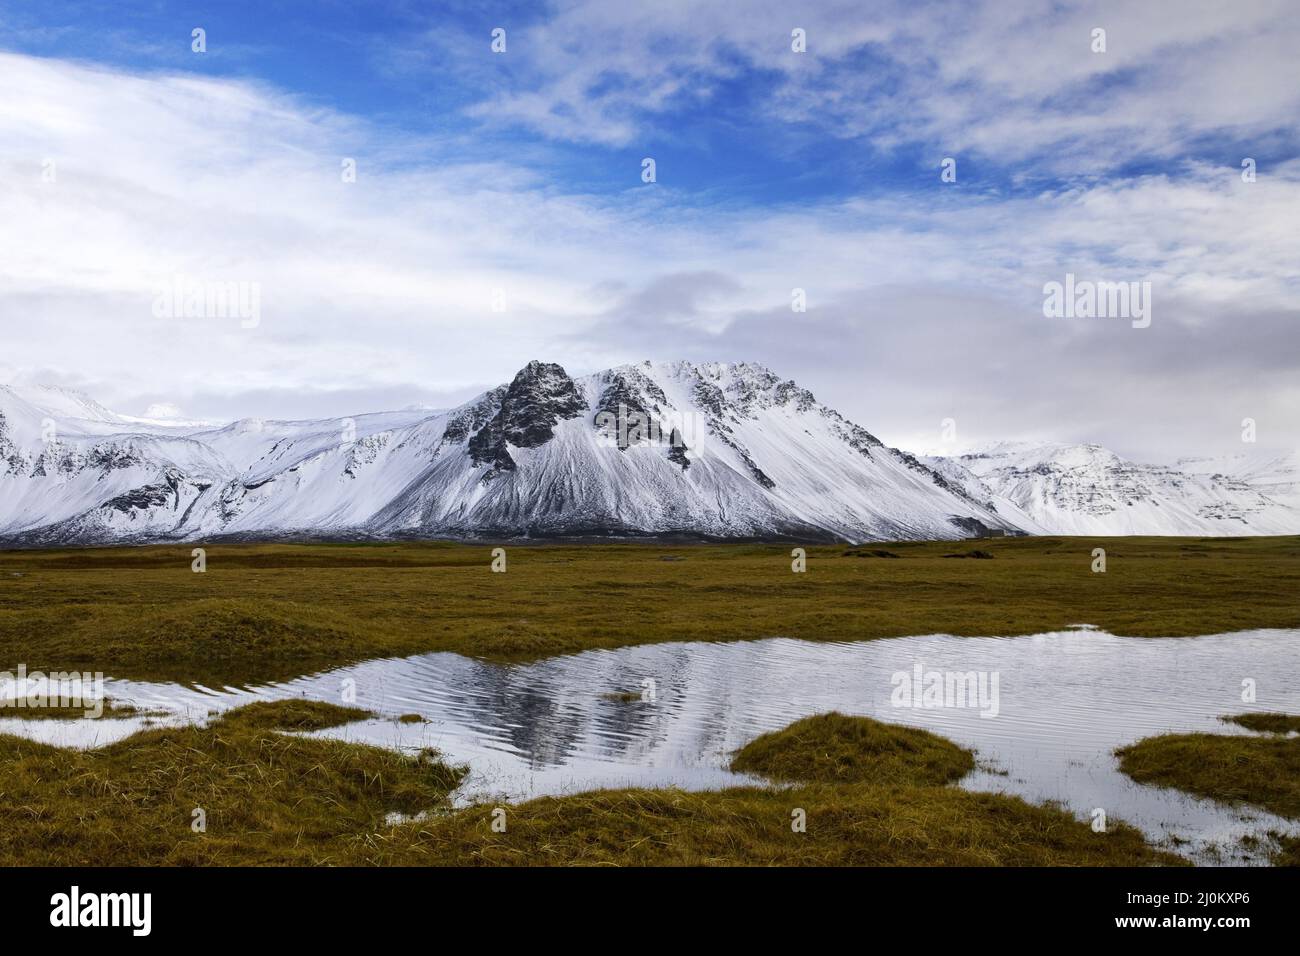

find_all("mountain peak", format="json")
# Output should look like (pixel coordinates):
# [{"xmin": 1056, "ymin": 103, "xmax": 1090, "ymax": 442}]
[
  {"xmin": 1, "ymin": 383, "xmax": 123, "ymax": 424},
  {"xmin": 467, "ymin": 361, "xmax": 587, "ymax": 475}
]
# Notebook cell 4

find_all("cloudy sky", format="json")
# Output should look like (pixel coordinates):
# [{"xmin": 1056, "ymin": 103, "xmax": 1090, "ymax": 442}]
[{"xmin": 1, "ymin": 0, "xmax": 1297, "ymax": 459}]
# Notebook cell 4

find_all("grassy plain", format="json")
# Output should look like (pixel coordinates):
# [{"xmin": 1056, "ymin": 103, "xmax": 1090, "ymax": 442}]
[
  {"xmin": 0, "ymin": 535, "xmax": 1291, "ymax": 865},
  {"xmin": 0, "ymin": 535, "xmax": 1296, "ymax": 685}
]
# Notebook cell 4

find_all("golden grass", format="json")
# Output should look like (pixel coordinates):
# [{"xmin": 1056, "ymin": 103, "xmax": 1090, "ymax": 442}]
[
  {"xmin": 1117, "ymin": 727, "xmax": 1300, "ymax": 822},
  {"xmin": 0, "ymin": 699, "xmax": 465, "ymax": 866},
  {"xmin": 1118, "ymin": 723, "xmax": 1300, "ymax": 865},
  {"xmin": 0, "ymin": 703, "xmax": 1181, "ymax": 866},
  {"xmin": 0, "ymin": 535, "xmax": 1296, "ymax": 685},
  {"xmin": 369, "ymin": 713, "xmax": 1179, "ymax": 867},
  {"xmin": 730, "ymin": 711, "xmax": 974, "ymax": 786},
  {"xmin": 370, "ymin": 783, "xmax": 1181, "ymax": 867},
  {"xmin": 217, "ymin": 698, "xmax": 375, "ymax": 732}
]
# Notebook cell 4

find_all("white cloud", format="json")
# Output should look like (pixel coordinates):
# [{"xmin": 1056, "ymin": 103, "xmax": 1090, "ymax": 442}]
[
  {"xmin": 0, "ymin": 46, "xmax": 1297, "ymax": 456},
  {"xmin": 433, "ymin": 0, "xmax": 1300, "ymax": 171}
]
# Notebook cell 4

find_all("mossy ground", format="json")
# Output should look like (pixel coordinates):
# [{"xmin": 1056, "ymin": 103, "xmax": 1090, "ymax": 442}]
[
  {"xmin": 0, "ymin": 536, "xmax": 1289, "ymax": 865},
  {"xmin": 0, "ymin": 699, "xmax": 465, "ymax": 865},
  {"xmin": 219, "ymin": 698, "xmax": 375, "ymax": 732},
  {"xmin": 1118, "ymin": 721, "xmax": 1300, "ymax": 865},
  {"xmin": 0, "ymin": 535, "xmax": 1295, "ymax": 685},
  {"xmin": 375, "ymin": 783, "xmax": 1178, "ymax": 867},
  {"xmin": 730, "ymin": 711, "xmax": 974, "ymax": 786},
  {"xmin": 1117, "ymin": 726, "xmax": 1300, "ymax": 821},
  {"xmin": 0, "ymin": 703, "xmax": 1180, "ymax": 866}
]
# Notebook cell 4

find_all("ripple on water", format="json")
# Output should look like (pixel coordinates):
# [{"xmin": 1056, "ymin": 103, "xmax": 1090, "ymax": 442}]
[{"xmin": 10, "ymin": 628, "xmax": 1300, "ymax": 866}]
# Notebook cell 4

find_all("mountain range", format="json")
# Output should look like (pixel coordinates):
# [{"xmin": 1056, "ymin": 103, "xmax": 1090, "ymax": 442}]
[{"xmin": 1, "ymin": 360, "xmax": 1296, "ymax": 546}]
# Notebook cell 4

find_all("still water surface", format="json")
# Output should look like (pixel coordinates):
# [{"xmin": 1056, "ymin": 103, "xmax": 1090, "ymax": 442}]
[{"xmin": 5, "ymin": 627, "xmax": 1297, "ymax": 865}]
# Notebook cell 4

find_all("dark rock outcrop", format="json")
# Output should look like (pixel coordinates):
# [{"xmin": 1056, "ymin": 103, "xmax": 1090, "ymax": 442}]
[{"xmin": 468, "ymin": 361, "xmax": 587, "ymax": 475}]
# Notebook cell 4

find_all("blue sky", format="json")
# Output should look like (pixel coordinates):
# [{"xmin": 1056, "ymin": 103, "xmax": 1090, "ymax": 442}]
[
  {"xmin": 12, "ymin": 0, "xmax": 1290, "ymax": 204},
  {"xmin": 1, "ymin": 0, "xmax": 1298, "ymax": 457},
  {"xmin": 0, "ymin": 1, "xmax": 936, "ymax": 205}
]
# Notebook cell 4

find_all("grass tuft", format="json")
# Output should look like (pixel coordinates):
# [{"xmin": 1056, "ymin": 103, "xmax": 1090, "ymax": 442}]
[
  {"xmin": 217, "ymin": 698, "xmax": 375, "ymax": 732},
  {"xmin": 730, "ymin": 712, "xmax": 974, "ymax": 786},
  {"xmin": 1118, "ymin": 732, "xmax": 1300, "ymax": 821},
  {"xmin": 1118, "ymin": 727, "xmax": 1300, "ymax": 865},
  {"xmin": 1222, "ymin": 712, "xmax": 1300, "ymax": 734},
  {"xmin": 601, "ymin": 691, "xmax": 643, "ymax": 703}
]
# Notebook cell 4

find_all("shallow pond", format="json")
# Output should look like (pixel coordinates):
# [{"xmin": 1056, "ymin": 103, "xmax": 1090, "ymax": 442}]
[{"xmin": 4, "ymin": 627, "xmax": 1297, "ymax": 865}]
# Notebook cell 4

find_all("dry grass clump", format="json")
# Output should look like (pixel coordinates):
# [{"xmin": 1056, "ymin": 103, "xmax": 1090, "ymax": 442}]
[
  {"xmin": 1118, "ymin": 731, "xmax": 1300, "ymax": 820},
  {"xmin": 730, "ymin": 712, "xmax": 973, "ymax": 786}
]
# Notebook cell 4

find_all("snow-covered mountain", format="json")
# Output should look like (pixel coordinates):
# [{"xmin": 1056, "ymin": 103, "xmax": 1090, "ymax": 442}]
[
  {"xmin": 1173, "ymin": 449, "xmax": 1300, "ymax": 514},
  {"xmin": 0, "ymin": 362, "xmax": 1018, "ymax": 545},
  {"xmin": 924, "ymin": 441, "xmax": 1300, "ymax": 536},
  {"xmin": 2, "ymin": 365, "xmax": 1296, "ymax": 546}
]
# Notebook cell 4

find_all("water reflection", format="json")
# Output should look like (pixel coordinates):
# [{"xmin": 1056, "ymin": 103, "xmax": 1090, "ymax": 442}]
[{"xmin": 7, "ymin": 628, "xmax": 1298, "ymax": 865}]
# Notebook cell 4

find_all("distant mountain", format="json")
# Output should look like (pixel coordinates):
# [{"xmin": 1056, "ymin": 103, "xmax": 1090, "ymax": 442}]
[
  {"xmin": 0, "ymin": 362, "xmax": 1018, "ymax": 545},
  {"xmin": 1173, "ymin": 449, "xmax": 1300, "ymax": 514},
  {"xmin": 3, "ymin": 368, "xmax": 1296, "ymax": 546},
  {"xmin": 923, "ymin": 441, "xmax": 1300, "ymax": 536}
]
